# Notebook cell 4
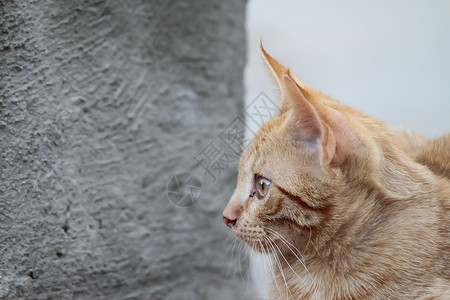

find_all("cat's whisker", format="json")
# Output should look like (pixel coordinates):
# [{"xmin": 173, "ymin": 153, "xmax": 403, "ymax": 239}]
[
  {"xmin": 266, "ymin": 228, "xmax": 307, "ymax": 262},
  {"xmin": 265, "ymin": 236, "xmax": 291, "ymax": 300},
  {"xmin": 271, "ymin": 232, "xmax": 312, "ymax": 281},
  {"xmin": 243, "ymin": 244, "xmax": 252, "ymax": 283},
  {"xmin": 260, "ymin": 253, "xmax": 271, "ymax": 300},
  {"xmin": 267, "ymin": 237, "xmax": 292, "ymax": 299},
  {"xmin": 232, "ymin": 238, "xmax": 245, "ymax": 278},
  {"xmin": 259, "ymin": 240, "xmax": 282, "ymax": 299},
  {"xmin": 256, "ymin": 242, "xmax": 270, "ymax": 298},
  {"xmin": 269, "ymin": 234, "xmax": 306, "ymax": 285},
  {"xmin": 227, "ymin": 237, "xmax": 239, "ymax": 277},
  {"xmin": 225, "ymin": 236, "xmax": 237, "ymax": 255},
  {"xmin": 240, "ymin": 242, "xmax": 250, "ymax": 282},
  {"xmin": 309, "ymin": 230, "xmax": 322, "ymax": 259},
  {"xmin": 224, "ymin": 238, "xmax": 233, "ymax": 276},
  {"xmin": 237, "ymin": 239, "xmax": 245, "ymax": 279},
  {"xmin": 226, "ymin": 234, "xmax": 239, "ymax": 254},
  {"xmin": 255, "ymin": 252, "xmax": 265, "ymax": 293},
  {"xmin": 245, "ymin": 245, "xmax": 254, "ymax": 293},
  {"xmin": 267, "ymin": 228, "xmax": 312, "ymax": 280}
]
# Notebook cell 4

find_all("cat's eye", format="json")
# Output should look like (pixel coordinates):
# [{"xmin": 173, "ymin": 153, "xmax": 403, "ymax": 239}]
[{"xmin": 256, "ymin": 177, "xmax": 271, "ymax": 198}]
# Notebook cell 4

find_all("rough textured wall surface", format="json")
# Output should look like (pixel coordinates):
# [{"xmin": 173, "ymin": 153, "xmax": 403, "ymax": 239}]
[{"xmin": 0, "ymin": 1, "xmax": 252, "ymax": 299}]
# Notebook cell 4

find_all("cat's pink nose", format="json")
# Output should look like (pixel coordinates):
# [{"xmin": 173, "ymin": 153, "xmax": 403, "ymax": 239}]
[{"xmin": 223, "ymin": 216, "xmax": 237, "ymax": 228}]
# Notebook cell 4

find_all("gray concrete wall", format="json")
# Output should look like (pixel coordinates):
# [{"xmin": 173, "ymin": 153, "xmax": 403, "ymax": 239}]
[{"xmin": 0, "ymin": 1, "xmax": 251, "ymax": 299}]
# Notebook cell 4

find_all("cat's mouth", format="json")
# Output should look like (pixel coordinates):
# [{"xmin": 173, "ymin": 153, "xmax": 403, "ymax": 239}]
[{"xmin": 234, "ymin": 229, "xmax": 264, "ymax": 250}]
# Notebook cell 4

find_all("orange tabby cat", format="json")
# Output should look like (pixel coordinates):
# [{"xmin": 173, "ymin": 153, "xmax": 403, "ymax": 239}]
[{"xmin": 223, "ymin": 45, "xmax": 449, "ymax": 299}]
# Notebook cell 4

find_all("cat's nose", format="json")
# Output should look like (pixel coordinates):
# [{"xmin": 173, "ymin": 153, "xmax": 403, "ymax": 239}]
[{"xmin": 223, "ymin": 216, "xmax": 237, "ymax": 228}]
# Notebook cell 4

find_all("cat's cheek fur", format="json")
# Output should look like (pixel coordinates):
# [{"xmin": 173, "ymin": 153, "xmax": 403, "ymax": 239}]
[{"xmin": 248, "ymin": 198, "xmax": 260, "ymax": 212}]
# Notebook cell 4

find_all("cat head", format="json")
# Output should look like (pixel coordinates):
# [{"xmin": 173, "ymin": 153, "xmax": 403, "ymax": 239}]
[{"xmin": 222, "ymin": 45, "xmax": 416, "ymax": 255}]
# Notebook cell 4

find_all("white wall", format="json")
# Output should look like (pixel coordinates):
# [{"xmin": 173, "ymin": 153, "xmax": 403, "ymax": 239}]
[
  {"xmin": 245, "ymin": 0, "xmax": 450, "ymax": 138},
  {"xmin": 245, "ymin": 1, "xmax": 450, "ymax": 297}
]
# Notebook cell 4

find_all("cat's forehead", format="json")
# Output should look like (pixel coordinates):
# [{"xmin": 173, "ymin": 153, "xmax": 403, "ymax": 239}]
[
  {"xmin": 239, "ymin": 116, "xmax": 320, "ymax": 185},
  {"xmin": 240, "ymin": 126, "xmax": 288, "ymax": 181}
]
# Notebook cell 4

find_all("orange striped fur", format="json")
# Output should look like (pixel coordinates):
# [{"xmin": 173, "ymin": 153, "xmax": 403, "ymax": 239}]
[{"xmin": 223, "ymin": 45, "xmax": 449, "ymax": 299}]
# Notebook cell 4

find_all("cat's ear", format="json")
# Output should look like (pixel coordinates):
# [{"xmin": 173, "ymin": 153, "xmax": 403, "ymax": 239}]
[
  {"xmin": 281, "ymin": 73, "xmax": 337, "ymax": 167},
  {"xmin": 260, "ymin": 42, "xmax": 288, "ymax": 85},
  {"xmin": 260, "ymin": 43, "xmax": 312, "ymax": 106}
]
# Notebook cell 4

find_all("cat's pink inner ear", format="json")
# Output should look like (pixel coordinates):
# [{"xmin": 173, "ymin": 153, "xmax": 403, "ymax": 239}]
[
  {"xmin": 321, "ymin": 122, "xmax": 337, "ymax": 166},
  {"xmin": 281, "ymin": 74, "xmax": 322, "ymax": 136},
  {"xmin": 281, "ymin": 73, "xmax": 336, "ymax": 167}
]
